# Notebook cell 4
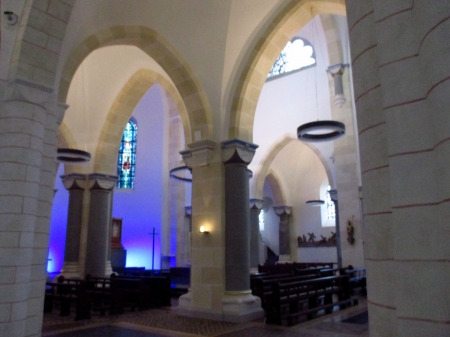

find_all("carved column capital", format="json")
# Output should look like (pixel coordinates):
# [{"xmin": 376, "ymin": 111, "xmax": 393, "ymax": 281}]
[
  {"xmin": 221, "ymin": 139, "xmax": 258, "ymax": 164},
  {"xmin": 181, "ymin": 140, "xmax": 216, "ymax": 168},
  {"xmin": 249, "ymin": 198, "xmax": 264, "ymax": 210},
  {"xmin": 88, "ymin": 173, "xmax": 118, "ymax": 191},
  {"xmin": 61, "ymin": 173, "xmax": 88, "ymax": 190},
  {"xmin": 274, "ymin": 205, "xmax": 292, "ymax": 216},
  {"xmin": 185, "ymin": 206, "xmax": 192, "ymax": 216},
  {"xmin": 328, "ymin": 189, "xmax": 338, "ymax": 203}
]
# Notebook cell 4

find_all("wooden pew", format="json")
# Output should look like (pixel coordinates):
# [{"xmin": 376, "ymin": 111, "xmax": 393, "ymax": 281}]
[
  {"xmin": 170, "ymin": 267, "xmax": 190, "ymax": 296},
  {"xmin": 258, "ymin": 262, "xmax": 336, "ymax": 275},
  {"xmin": 84, "ymin": 276, "xmax": 112, "ymax": 316},
  {"xmin": 44, "ymin": 278, "xmax": 91, "ymax": 320},
  {"xmin": 109, "ymin": 274, "xmax": 171, "ymax": 313},
  {"xmin": 265, "ymin": 275, "xmax": 358, "ymax": 326},
  {"xmin": 345, "ymin": 268, "xmax": 366, "ymax": 295},
  {"xmin": 252, "ymin": 272, "xmax": 321, "ymax": 309}
]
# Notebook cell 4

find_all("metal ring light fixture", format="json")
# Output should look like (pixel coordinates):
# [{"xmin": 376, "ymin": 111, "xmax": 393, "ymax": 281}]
[
  {"xmin": 57, "ymin": 148, "xmax": 91, "ymax": 163},
  {"xmin": 297, "ymin": 120, "xmax": 345, "ymax": 142},
  {"xmin": 169, "ymin": 166, "xmax": 192, "ymax": 183},
  {"xmin": 306, "ymin": 199, "xmax": 325, "ymax": 206}
]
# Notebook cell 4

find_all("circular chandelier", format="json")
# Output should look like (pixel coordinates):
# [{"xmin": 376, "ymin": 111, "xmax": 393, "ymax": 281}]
[
  {"xmin": 306, "ymin": 199, "xmax": 325, "ymax": 206},
  {"xmin": 169, "ymin": 166, "xmax": 192, "ymax": 183},
  {"xmin": 297, "ymin": 120, "xmax": 345, "ymax": 142},
  {"xmin": 57, "ymin": 148, "xmax": 91, "ymax": 163}
]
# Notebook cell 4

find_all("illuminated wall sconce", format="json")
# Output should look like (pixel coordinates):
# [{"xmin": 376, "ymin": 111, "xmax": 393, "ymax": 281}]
[{"xmin": 199, "ymin": 226, "xmax": 209, "ymax": 234}]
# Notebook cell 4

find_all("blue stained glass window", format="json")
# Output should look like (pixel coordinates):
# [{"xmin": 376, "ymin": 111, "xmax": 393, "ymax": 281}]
[
  {"xmin": 117, "ymin": 119, "xmax": 137, "ymax": 189},
  {"xmin": 268, "ymin": 38, "xmax": 315, "ymax": 78}
]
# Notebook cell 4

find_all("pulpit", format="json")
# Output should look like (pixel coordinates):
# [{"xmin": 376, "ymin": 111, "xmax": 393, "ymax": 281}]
[{"xmin": 111, "ymin": 218, "xmax": 127, "ymax": 269}]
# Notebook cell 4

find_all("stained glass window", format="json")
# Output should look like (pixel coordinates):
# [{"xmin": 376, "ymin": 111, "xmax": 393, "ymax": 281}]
[
  {"xmin": 117, "ymin": 119, "xmax": 137, "ymax": 189},
  {"xmin": 326, "ymin": 185, "xmax": 335, "ymax": 220},
  {"xmin": 268, "ymin": 38, "xmax": 315, "ymax": 78}
]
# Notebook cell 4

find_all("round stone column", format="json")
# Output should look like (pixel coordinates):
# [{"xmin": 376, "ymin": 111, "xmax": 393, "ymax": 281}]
[
  {"xmin": 60, "ymin": 174, "xmax": 87, "ymax": 278},
  {"xmin": 274, "ymin": 206, "xmax": 292, "ymax": 262},
  {"xmin": 84, "ymin": 174, "xmax": 116, "ymax": 277},
  {"xmin": 221, "ymin": 139, "xmax": 263, "ymax": 321},
  {"xmin": 249, "ymin": 199, "xmax": 263, "ymax": 270}
]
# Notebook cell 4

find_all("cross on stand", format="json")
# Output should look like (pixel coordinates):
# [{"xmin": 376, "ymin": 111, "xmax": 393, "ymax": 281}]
[{"xmin": 148, "ymin": 228, "xmax": 159, "ymax": 270}]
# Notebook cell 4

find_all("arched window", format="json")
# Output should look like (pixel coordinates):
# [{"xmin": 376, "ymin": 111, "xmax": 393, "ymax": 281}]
[
  {"xmin": 117, "ymin": 119, "xmax": 137, "ymax": 189},
  {"xmin": 326, "ymin": 185, "xmax": 335, "ymax": 220},
  {"xmin": 267, "ymin": 38, "xmax": 315, "ymax": 79},
  {"xmin": 259, "ymin": 210, "xmax": 265, "ymax": 231}
]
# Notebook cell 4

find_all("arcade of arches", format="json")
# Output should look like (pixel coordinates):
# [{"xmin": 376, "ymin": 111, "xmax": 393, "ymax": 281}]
[{"xmin": 1, "ymin": 1, "xmax": 449, "ymax": 336}]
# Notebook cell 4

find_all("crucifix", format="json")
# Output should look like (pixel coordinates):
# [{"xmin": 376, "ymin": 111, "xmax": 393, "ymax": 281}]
[{"xmin": 148, "ymin": 227, "xmax": 159, "ymax": 270}]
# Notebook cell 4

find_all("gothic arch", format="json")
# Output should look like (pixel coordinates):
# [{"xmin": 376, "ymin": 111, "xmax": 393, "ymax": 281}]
[
  {"xmin": 252, "ymin": 134, "xmax": 335, "ymax": 200},
  {"xmin": 58, "ymin": 25, "xmax": 212, "ymax": 143},
  {"xmin": 228, "ymin": 0, "xmax": 345, "ymax": 142},
  {"xmin": 265, "ymin": 170, "xmax": 286, "ymax": 206},
  {"xmin": 91, "ymin": 69, "xmax": 189, "ymax": 174}
]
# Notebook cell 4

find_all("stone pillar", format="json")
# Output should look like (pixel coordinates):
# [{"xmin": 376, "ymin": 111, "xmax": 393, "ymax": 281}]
[
  {"xmin": 345, "ymin": 2, "xmax": 450, "ymax": 336},
  {"xmin": 177, "ymin": 139, "xmax": 263, "ymax": 322},
  {"xmin": 177, "ymin": 140, "xmax": 224, "ymax": 318},
  {"xmin": 328, "ymin": 63, "xmax": 348, "ymax": 108},
  {"xmin": 84, "ymin": 174, "xmax": 116, "ymax": 277},
  {"xmin": 177, "ymin": 206, "xmax": 192, "ymax": 266},
  {"xmin": 222, "ymin": 140, "xmax": 255, "ymax": 291},
  {"xmin": 221, "ymin": 139, "xmax": 263, "ymax": 321},
  {"xmin": 60, "ymin": 174, "xmax": 87, "ymax": 278},
  {"xmin": 0, "ymin": 79, "xmax": 63, "ymax": 336},
  {"xmin": 249, "ymin": 199, "xmax": 263, "ymax": 271},
  {"xmin": 328, "ymin": 190, "xmax": 342, "ymax": 268},
  {"xmin": 274, "ymin": 206, "xmax": 292, "ymax": 262},
  {"xmin": 327, "ymin": 61, "xmax": 364, "ymax": 270}
]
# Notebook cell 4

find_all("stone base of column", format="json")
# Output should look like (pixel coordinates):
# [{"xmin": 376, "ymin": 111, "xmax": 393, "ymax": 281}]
[
  {"xmin": 105, "ymin": 260, "xmax": 113, "ymax": 277},
  {"xmin": 176, "ymin": 291, "xmax": 222, "ymax": 320},
  {"xmin": 59, "ymin": 262, "xmax": 81, "ymax": 279},
  {"xmin": 278, "ymin": 255, "xmax": 291, "ymax": 262},
  {"xmin": 222, "ymin": 291, "xmax": 264, "ymax": 322},
  {"xmin": 176, "ymin": 290, "xmax": 264, "ymax": 323}
]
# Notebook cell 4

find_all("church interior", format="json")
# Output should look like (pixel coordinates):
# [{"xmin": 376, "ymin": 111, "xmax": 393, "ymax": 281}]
[{"xmin": 1, "ymin": 1, "xmax": 449, "ymax": 336}]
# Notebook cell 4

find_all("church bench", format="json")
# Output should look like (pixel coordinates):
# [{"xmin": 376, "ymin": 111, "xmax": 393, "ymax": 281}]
[
  {"xmin": 345, "ymin": 268, "xmax": 366, "ymax": 295},
  {"xmin": 113, "ymin": 267, "xmax": 145, "ymax": 276},
  {"xmin": 109, "ymin": 278, "xmax": 141, "ymax": 314},
  {"xmin": 170, "ymin": 267, "xmax": 190, "ymax": 296},
  {"xmin": 258, "ymin": 262, "xmax": 336, "ymax": 275},
  {"xmin": 265, "ymin": 275, "xmax": 357, "ymax": 326},
  {"xmin": 252, "ymin": 273, "xmax": 321, "ymax": 309},
  {"xmin": 84, "ymin": 276, "xmax": 112, "ymax": 316},
  {"xmin": 109, "ymin": 275, "xmax": 171, "ymax": 312},
  {"xmin": 44, "ymin": 280, "xmax": 90, "ymax": 319}
]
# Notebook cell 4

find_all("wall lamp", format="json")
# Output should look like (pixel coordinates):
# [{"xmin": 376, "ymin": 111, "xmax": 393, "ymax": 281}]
[{"xmin": 199, "ymin": 226, "xmax": 209, "ymax": 234}]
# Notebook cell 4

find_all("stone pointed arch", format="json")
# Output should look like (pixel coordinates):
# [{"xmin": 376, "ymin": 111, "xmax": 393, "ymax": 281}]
[
  {"xmin": 252, "ymin": 134, "xmax": 334, "ymax": 200},
  {"xmin": 228, "ymin": 0, "xmax": 345, "ymax": 142},
  {"xmin": 59, "ymin": 26, "xmax": 212, "ymax": 142},
  {"xmin": 265, "ymin": 170, "xmax": 287, "ymax": 206},
  {"xmin": 92, "ymin": 68, "xmax": 189, "ymax": 174}
]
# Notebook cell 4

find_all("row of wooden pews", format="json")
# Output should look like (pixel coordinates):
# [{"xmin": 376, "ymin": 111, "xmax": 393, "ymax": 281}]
[
  {"xmin": 251, "ymin": 262, "xmax": 363, "ymax": 326},
  {"xmin": 44, "ymin": 270, "xmax": 172, "ymax": 320}
]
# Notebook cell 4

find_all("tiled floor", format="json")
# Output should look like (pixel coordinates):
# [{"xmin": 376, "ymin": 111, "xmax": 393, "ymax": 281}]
[{"xmin": 42, "ymin": 296, "xmax": 368, "ymax": 337}]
